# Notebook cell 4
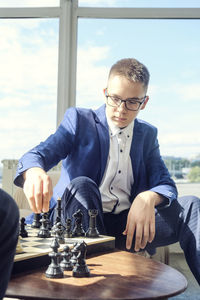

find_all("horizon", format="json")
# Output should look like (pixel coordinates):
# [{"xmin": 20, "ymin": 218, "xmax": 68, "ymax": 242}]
[{"xmin": 0, "ymin": 1, "xmax": 200, "ymax": 166}]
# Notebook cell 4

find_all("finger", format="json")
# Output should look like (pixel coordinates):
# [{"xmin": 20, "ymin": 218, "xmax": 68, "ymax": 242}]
[
  {"xmin": 126, "ymin": 223, "xmax": 135, "ymax": 250},
  {"xmin": 24, "ymin": 181, "xmax": 38, "ymax": 213},
  {"xmin": 141, "ymin": 223, "xmax": 149, "ymax": 249},
  {"xmin": 149, "ymin": 216, "xmax": 155, "ymax": 243},
  {"xmin": 34, "ymin": 179, "xmax": 43, "ymax": 213},
  {"xmin": 134, "ymin": 225, "xmax": 143, "ymax": 252},
  {"xmin": 42, "ymin": 175, "xmax": 52, "ymax": 212}
]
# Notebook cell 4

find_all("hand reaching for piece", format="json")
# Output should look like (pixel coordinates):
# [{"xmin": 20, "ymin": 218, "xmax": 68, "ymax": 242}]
[{"xmin": 23, "ymin": 167, "xmax": 53, "ymax": 213}]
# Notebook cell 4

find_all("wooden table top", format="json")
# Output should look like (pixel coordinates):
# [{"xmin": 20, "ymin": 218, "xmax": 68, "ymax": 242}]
[{"xmin": 6, "ymin": 250, "xmax": 187, "ymax": 300}]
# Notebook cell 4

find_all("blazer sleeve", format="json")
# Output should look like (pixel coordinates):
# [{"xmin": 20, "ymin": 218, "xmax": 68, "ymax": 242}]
[
  {"xmin": 145, "ymin": 127, "xmax": 178, "ymax": 207},
  {"xmin": 14, "ymin": 108, "xmax": 78, "ymax": 187}
]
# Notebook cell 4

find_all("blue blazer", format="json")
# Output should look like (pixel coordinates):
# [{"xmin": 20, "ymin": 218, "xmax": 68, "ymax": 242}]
[{"xmin": 14, "ymin": 105, "xmax": 177, "ymax": 210}]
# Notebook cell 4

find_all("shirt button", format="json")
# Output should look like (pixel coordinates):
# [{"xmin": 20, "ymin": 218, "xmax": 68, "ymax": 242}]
[
  {"xmin": 118, "ymin": 170, "xmax": 121, "ymax": 174},
  {"xmin": 127, "ymin": 135, "xmax": 130, "ymax": 138},
  {"xmin": 120, "ymin": 149, "xmax": 123, "ymax": 153},
  {"xmin": 110, "ymin": 187, "xmax": 113, "ymax": 190}
]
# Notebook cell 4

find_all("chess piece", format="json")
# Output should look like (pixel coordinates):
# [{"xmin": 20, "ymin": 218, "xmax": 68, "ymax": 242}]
[
  {"xmin": 45, "ymin": 237, "xmax": 63, "ymax": 278},
  {"xmin": 86, "ymin": 209, "xmax": 99, "ymax": 237},
  {"xmin": 15, "ymin": 236, "xmax": 24, "ymax": 254},
  {"xmin": 19, "ymin": 217, "xmax": 28, "ymax": 238},
  {"xmin": 60, "ymin": 245, "xmax": 73, "ymax": 271},
  {"xmin": 38, "ymin": 213, "xmax": 51, "ymax": 238},
  {"xmin": 56, "ymin": 197, "xmax": 62, "ymax": 223},
  {"xmin": 65, "ymin": 218, "xmax": 72, "ymax": 238},
  {"xmin": 72, "ymin": 209, "xmax": 85, "ymax": 237},
  {"xmin": 72, "ymin": 241, "xmax": 90, "ymax": 277},
  {"xmin": 31, "ymin": 213, "xmax": 41, "ymax": 228},
  {"xmin": 70, "ymin": 242, "xmax": 79, "ymax": 266},
  {"xmin": 52, "ymin": 222, "xmax": 65, "ymax": 244}
]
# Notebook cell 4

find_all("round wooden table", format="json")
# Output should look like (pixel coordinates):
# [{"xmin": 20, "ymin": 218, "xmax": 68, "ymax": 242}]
[{"xmin": 6, "ymin": 250, "xmax": 187, "ymax": 299}]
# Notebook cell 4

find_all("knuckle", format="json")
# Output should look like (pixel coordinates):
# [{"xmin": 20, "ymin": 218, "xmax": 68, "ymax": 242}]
[{"xmin": 35, "ymin": 191, "xmax": 42, "ymax": 198}]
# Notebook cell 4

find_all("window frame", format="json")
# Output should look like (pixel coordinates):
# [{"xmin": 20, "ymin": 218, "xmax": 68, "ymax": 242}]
[{"xmin": 0, "ymin": 0, "xmax": 200, "ymax": 125}]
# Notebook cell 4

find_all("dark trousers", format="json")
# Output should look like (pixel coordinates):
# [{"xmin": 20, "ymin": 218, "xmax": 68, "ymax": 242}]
[
  {"xmin": 0, "ymin": 189, "xmax": 19, "ymax": 300},
  {"xmin": 56, "ymin": 176, "xmax": 200, "ymax": 285}
]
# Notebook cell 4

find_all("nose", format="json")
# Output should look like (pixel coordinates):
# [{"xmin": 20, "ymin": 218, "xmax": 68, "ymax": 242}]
[{"xmin": 117, "ymin": 100, "xmax": 127, "ymax": 112}]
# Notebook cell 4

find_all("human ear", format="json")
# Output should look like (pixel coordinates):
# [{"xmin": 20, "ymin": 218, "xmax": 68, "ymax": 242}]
[{"xmin": 140, "ymin": 96, "xmax": 149, "ymax": 110}]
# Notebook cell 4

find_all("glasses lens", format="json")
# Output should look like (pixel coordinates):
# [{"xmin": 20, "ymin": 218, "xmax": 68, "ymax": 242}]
[
  {"xmin": 126, "ymin": 101, "xmax": 140, "ymax": 111},
  {"xmin": 107, "ymin": 96, "xmax": 120, "ymax": 107}
]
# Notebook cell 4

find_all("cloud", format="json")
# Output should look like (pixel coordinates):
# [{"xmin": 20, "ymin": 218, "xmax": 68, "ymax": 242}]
[
  {"xmin": 76, "ymin": 45, "xmax": 110, "ymax": 107},
  {"xmin": 172, "ymin": 83, "xmax": 200, "ymax": 101},
  {"xmin": 0, "ymin": 20, "xmax": 58, "ymax": 94},
  {"xmin": 0, "ymin": 0, "xmax": 59, "ymax": 7},
  {"xmin": 159, "ymin": 131, "xmax": 200, "ymax": 158},
  {"xmin": 79, "ymin": 0, "xmax": 117, "ymax": 6}
]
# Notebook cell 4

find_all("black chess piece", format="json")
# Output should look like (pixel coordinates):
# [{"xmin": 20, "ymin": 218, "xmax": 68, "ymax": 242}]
[
  {"xmin": 37, "ymin": 213, "xmax": 51, "ymax": 238},
  {"xmin": 52, "ymin": 222, "xmax": 65, "ymax": 244},
  {"xmin": 45, "ymin": 237, "xmax": 63, "ymax": 278},
  {"xmin": 86, "ymin": 209, "xmax": 99, "ymax": 238},
  {"xmin": 19, "ymin": 217, "xmax": 28, "ymax": 238},
  {"xmin": 60, "ymin": 245, "xmax": 73, "ymax": 271},
  {"xmin": 70, "ymin": 242, "xmax": 79, "ymax": 266},
  {"xmin": 56, "ymin": 197, "xmax": 62, "ymax": 223},
  {"xmin": 31, "ymin": 213, "xmax": 41, "ymax": 228},
  {"xmin": 65, "ymin": 218, "xmax": 72, "ymax": 238},
  {"xmin": 72, "ymin": 209, "xmax": 85, "ymax": 237},
  {"xmin": 72, "ymin": 241, "xmax": 90, "ymax": 277}
]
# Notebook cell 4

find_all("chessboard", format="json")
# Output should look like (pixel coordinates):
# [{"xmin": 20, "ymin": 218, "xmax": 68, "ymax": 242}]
[{"xmin": 13, "ymin": 225, "xmax": 115, "ymax": 274}]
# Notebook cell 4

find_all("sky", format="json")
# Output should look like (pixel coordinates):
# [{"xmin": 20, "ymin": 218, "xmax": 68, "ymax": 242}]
[{"xmin": 0, "ymin": 0, "xmax": 200, "ymax": 169}]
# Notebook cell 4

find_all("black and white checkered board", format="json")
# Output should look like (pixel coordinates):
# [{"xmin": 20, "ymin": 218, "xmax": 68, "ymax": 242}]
[{"xmin": 15, "ymin": 225, "xmax": 115, "ymax": 263}]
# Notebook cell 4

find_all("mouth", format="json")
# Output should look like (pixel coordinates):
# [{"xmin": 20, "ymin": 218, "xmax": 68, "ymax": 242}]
[{"xmin": 113, "ymin": 116, "xmax": 127, "ymax": 122}]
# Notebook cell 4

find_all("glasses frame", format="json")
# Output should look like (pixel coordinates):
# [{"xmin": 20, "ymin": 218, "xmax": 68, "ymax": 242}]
[{"xmin": 105, "ymin": 88, "xmax": 146, "ymax": 111}]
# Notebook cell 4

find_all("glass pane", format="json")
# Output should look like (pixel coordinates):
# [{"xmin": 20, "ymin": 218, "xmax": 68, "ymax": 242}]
[
  {"xmin": 0, "ymin": 0, "xmax": 59, "ymax": 7},
  {"xmin": 77, "ymin": 18, "xmax": 200, "ymax": 160},
  {"xmin": 79, "ymin": 0, "xmax": 200, "ymax": 8},
  {"xmin": 0, "ymin": 18, "xmax": 59, "ymax": 180}
]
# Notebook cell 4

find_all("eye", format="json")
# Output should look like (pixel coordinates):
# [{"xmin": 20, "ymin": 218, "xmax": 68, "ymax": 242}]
[
  {"xmin": 128, "ymin": 99, "xmax": 138, "ymax": 105},
  {"xmin": 111, "ymin": 96, "xmax": 121, "ymax": 102}
]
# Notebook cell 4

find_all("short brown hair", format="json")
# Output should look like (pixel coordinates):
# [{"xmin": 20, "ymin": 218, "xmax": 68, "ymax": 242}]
[{"xmin": 108, "ymin": 58, "xmax": 150, "ymax": 89}]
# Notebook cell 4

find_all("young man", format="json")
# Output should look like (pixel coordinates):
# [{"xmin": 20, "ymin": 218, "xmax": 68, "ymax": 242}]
[
  {"xmin": 14, "ymin": 58, "xmax": 200, "ymax": 284},
  {"xmin": 0, "ymin": 189, "xmax": 19, "ymax": 300}
]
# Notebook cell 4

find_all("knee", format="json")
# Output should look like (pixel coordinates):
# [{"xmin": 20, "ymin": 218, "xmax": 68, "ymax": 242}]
[
  {"xmin": 70, "ymin": 176, "xmax": 98, "ymax": 191},
  {"xmin": 178, "ymin": 195, "xmax": 200, "ymax": 211}
]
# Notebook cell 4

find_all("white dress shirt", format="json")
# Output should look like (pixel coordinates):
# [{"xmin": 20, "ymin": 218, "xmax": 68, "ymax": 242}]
[{"xmin": 99, "ymin": 115, "xmax": 134, "ymax": 214}]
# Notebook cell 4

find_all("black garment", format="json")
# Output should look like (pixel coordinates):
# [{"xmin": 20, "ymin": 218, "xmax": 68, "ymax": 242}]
[{"xmin": 0, "ymin": 189, "xmax": 19, "ymax": 300}]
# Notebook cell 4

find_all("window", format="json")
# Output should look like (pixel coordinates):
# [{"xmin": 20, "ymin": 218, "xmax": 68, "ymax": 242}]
[
  {"xmin": 77, "ymin": 18, "xmax": 200, "ymax": 157},
  {"xmin": 0, "ymin": 18, "xmax": 59, "ymax": 163}
]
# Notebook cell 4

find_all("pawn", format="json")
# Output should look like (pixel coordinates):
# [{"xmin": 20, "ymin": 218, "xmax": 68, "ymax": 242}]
[
  {"xmin": 86, "ymin": 209, "xmax": 99, "ymax": 238},
  {"xmin": 60, "ymin": 245, "xmax": 73, "ymax": 271},
  {"xmin": 38, "ymin": 213, "xmax": 51, "ymax": 238},
  {"xmin": 70, "ymin": 242, "xmax": 79, "ymax": 266},
  {"xmin": 52, "ymin": 222, "xmax": 65, "ymax": 244},
  {"xmin": 31, "ymin": 213, "xmax": 41, "ymax": 228},
  {"xmin": 45, "ymin": 238, "xmax": 63, "ymax": 278},
  {"xmin": 19, "ymin": 217, "xmax": 28, "ymax": 238},
  {"xmin": 16, "ymin": 236, "xmax": 24, "ymax": 254}
]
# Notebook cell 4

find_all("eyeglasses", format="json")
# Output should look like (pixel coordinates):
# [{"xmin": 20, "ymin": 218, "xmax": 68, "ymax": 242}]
[{"xmin": 105, "ymin": 88, "xmax": 146, "ymax": 111}]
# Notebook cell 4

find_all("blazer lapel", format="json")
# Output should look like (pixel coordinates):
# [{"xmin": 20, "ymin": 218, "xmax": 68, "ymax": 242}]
[
  {"xmin": 130, "ymin": 119, "xmax": 143, "ymax": 196},
  {"xmin": 94, "ymin": 105, "xmax": 110, "ymax": 184}
]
